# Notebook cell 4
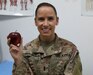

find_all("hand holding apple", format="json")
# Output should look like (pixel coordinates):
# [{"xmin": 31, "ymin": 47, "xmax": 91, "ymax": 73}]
[{"xmin": 7, "ymin": 32, "xmax": 22, "ymax": 47}]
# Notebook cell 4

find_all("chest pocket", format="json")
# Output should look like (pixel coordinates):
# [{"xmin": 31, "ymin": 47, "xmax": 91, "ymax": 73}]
[
  {"xmin": 28, "ymin": 52, "xmax": 48, "ymax": 75},
  {"xmin": 48, "ymin": 52, "xmax": 71, "ymax": 75}
]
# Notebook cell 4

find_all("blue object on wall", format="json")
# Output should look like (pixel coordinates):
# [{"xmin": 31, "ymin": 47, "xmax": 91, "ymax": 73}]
[{"xmin": 0, "ymin": 61, "xmax": 13, "ymax": 75}]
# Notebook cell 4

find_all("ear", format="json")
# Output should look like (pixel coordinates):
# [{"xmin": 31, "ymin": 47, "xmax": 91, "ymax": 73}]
[
  {"xmin": 56, "ymin": 17, "xmax": 59, "ymax": 25},
  {"xmin": 34, "ymin": 18, "xmax": 37, "ymax": 26}
]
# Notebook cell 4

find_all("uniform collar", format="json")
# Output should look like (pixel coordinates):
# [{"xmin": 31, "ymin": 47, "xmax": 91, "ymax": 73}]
[{"xmin": 32, "ymin": 33, "xmax": 62, "ymax": 57}]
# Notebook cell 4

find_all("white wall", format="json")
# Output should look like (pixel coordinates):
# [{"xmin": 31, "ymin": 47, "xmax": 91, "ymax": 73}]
[{"xmin": 0, "ymin": 0, "xmax": 93, "ymax": 75}]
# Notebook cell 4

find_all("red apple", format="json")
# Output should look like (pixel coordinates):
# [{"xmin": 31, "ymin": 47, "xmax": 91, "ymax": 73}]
[{"xmin": 7, "ymin": 32, "xmax": 22, "ymax": 47}]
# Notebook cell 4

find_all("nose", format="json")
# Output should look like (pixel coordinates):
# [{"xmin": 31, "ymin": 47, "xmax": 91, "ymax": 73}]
[{"xmin": 43, "ymin": 19, "xmax": 49, "ymax": 26}]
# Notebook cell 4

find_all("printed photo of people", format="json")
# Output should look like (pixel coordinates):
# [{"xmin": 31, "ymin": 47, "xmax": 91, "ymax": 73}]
[{"xmin": 0, "ymin": 0, "xmax": 33, "ymax": 16}]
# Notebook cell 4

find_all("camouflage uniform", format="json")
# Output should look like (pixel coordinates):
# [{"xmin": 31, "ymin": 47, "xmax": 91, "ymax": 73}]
[{"xmin": 12, "ymin": 34, "xmax": 82, "ymax": 75}]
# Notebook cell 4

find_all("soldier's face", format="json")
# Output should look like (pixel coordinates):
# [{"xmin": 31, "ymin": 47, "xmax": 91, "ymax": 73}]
[{"xmin": 35, "ymin": 6, "xmax": 59, "ymax": 38}]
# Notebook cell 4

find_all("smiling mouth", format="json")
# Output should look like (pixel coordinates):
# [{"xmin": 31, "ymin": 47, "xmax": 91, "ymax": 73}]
[{"xmin": 41, "ymin": 27, "xmax": 51, "ymax": 33}]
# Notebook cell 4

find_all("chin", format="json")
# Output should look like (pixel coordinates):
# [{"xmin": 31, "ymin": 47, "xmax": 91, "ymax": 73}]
[{"xmin": 42, "ymin": 34, "xmax": 51, "ymax": 37}]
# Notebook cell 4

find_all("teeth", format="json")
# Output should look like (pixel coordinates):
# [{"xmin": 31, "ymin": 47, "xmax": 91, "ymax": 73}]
[{"xmin": 42, "ymin": 28, "xmax": 49, "ymax": 33}]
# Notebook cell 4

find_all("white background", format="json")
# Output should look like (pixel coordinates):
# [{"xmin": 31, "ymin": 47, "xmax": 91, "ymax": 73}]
[{"xmin": 0, "ymin": 0, "xmax": 93, "ymax": 75}]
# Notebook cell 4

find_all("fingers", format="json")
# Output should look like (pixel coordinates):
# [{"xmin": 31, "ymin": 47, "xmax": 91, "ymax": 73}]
[{"xmin": 9, "ymin": 44, "xmax": 20, "ymax": 52}]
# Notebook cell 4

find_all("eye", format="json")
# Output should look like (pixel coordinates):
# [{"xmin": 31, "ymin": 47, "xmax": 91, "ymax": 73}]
[
  {"xmin": 48, "ymin": 16, "xmax": 54, "ymax": 21},
  {"xmin": 38, "ymin": 17, "xmax": 44, "ymax": 21}
]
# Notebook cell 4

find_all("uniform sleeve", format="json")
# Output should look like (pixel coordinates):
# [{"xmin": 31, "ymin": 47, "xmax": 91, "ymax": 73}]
[
  {"xmin": 12, "ymin": 43, "xmax": 34, "ymax": 75},
  {"xmin": 64, "ymin": 53, "xmax": 82, "ymax": 75},
  {"xmin": 12, "ymin": 57, "xmax": 34, "ymax": 75}
]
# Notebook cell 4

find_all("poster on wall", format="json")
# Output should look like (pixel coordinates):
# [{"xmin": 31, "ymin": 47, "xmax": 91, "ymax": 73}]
[
  {"xmin": 0, "ymin": 0, "xmax": 34, "ymax": 16},
  {"xmin": 81, "ymin": 0, "xmax": 93, "ymax": 16}
]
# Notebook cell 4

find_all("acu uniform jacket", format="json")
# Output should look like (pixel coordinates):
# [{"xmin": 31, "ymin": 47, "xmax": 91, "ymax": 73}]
[{"xmin": 12, "ymin": 34, "xmax": 82, "ymax": 75}]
